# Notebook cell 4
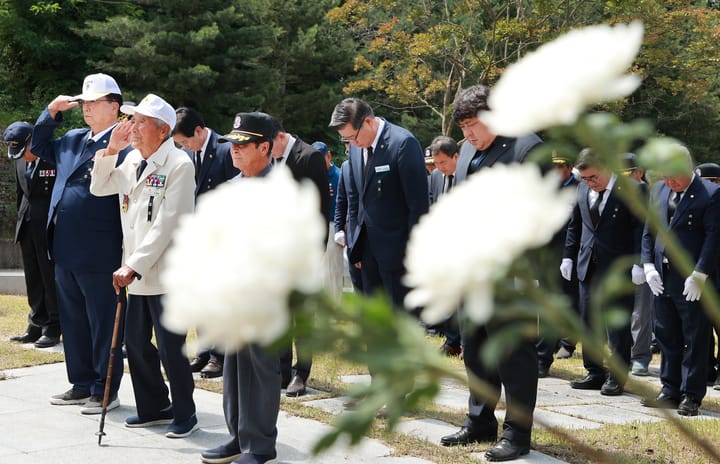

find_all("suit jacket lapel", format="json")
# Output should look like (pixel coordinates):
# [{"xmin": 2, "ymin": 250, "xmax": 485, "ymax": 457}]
[{"xmin": 670, "ymin": 176, "xmax": 699, "ymax": 227}]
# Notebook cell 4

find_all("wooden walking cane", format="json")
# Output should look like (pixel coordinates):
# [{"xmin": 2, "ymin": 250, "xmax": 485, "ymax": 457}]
[{"xmin": 96, "ymin": 290, "xmax": 124, "ymax": 446}]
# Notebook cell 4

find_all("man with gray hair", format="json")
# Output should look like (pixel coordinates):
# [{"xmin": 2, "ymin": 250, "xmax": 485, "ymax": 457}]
[{"xmin": 641, "ymin": 144, "xmax": 720, "ymax": 416}]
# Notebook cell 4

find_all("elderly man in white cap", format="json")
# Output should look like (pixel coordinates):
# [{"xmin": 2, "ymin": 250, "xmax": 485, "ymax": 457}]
[
  {"xmin": 90, "ymin": 94, "xmax": 198, "ymax": 438},
  {"xmin": 31, "ymin": 73, "xmax": 129, "ymax": 414}
]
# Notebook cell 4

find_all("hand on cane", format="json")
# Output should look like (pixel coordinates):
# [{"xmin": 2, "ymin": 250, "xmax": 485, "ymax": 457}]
[{"xmin": 113, "ymin": 265, "xmax": 138, "ymax": 294}]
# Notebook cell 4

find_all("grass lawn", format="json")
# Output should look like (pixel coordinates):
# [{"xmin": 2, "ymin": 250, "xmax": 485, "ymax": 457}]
[{"xmin": 3, "ymin": 293, "xmax": 720, "ymax": 463}]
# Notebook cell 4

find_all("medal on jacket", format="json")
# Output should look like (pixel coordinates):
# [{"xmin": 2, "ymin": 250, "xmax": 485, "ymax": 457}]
[{"xmin": 121, "ymin": 194, "xmax": 129, "ymax": 213}]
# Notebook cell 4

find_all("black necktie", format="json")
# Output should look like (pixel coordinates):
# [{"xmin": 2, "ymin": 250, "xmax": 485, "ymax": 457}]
[
  {"xmin": 194, "ymin": 151, "xmax": 202, "ymax": 180},
  {"xmin": 445, "ymin": 174, "xmax": 454, "ymax": 193},
  {"xmin": 363, "ymin": 146, "xmax": 374, "ymax": 183},
  {"xmin": 274, "ymin": 156, "xmax": 284, "ymax": 166},
  {"xmin": 668, "ymin": 191, "xmax": 680, "ymax": 221},
  {"xmin": 137, "ymin": 159, "xmax": 147, "ymax": 181},
  {"xmin": 590, "ymin": 189, "xmax": 605, "ymax": 227}
]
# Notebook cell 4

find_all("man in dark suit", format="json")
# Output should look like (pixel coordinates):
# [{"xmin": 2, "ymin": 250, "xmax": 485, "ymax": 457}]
[
  {"xmin": 438, "ymin": 85, "xmax": 541, "ymax": 462},
  {"xmin": 271, "ymin": 121, "xmax": 330, "ymax": 397},
  {"xmin": 562, "ymin": 149, "xmax": 642, "ymax": 397},
  {"xmin": 5, "ymin": 121, "xmax": 60, "ymax": 348},
  {"xmin": 536, "ymin": 153, "xmax": 580, "ymax": 376},
  {"xmin": 641, "ymin": 146, "xmax": 720, "ymax": 416},
  {"xmin": 334, "ymin": 157, "xmax": 363, "ymax": 292},
  {"xmin": 427, "ymin": 135, "xmax": 462, "ymax": 357},
  {"xmin": 200, "ymin": 112, "xmax": 279, "ymax": 464},
  {"xmin": 328, "ymin": 97, "xmax": 428, "ymax": 311},
  {"xmin": 172, "ymin": 107, "xmax": 239, "ymax": 379},
  {"xmin": 31, "ymin": 73, "xmax": 129, "ymax": 414}
]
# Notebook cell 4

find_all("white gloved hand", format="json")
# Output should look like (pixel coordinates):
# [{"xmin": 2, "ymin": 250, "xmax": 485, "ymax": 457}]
[
  {"xmin": 643, "ymin": 263, "xmax": 664, "ymax": 296},
  {"xmin": 334, "ymin": 230, "xmax": 346, "ymax": 247},
  {"xmin": 683, "ymin": 271, "xmax": 708, "ymax": 302},
  {"xmin": 631, "ymin": 264, "xmax": 646, "ymax": 285},
  {"xmin": 560, "ymin": 258, "xmax": 573, "ymax": 281}
]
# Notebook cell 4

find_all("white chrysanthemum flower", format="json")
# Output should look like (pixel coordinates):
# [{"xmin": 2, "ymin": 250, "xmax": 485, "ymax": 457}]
[
  {"xmin": 161, "ymin": 168, "xmax": 325, "ymax": 351},
  {"xmin": 480, "ymin": 21, "xmax": 644, "ymax": 137},
  {"xmin": 404, "ymin": 164, "xmax": 575, "ymax": 325}
]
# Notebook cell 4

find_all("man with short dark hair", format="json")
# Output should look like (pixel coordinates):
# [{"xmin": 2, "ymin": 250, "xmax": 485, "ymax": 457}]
[
  {"xmin": 439, "ymin": 84, "xmax": 541, "ymax": 462},
  {"xmin": 427, "ymin": 135, "xmax": 462, "ymax": 357},
  {"xmin": 270, "ymin": 121, "xmax": 330, "ymax": 398},
  {"xmin": 563, "ymin": 149, "xmax": 642, "ymax": 397},
  {"xmin": 328, "ymin": 97, "xmax": 428, "ymax": 310},
  {"xmin": 31, "ymin": 73, "xmax": 129, "ymax": 414},
  {"xmin": 4, "ymin": 121, "xmax": 60, "ymax": 348},
  {"xmin": 201, "ymin": 112, "xmax": 280, "ymax": 464},
  {"xmin": 172, "ymin": 106, "xmax": 238, "ymax": 378}
]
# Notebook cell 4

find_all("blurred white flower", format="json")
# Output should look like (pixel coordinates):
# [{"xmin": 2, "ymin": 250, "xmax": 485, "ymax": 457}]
[
  {"xmin": 161, "ymin": 168, "xmax": 325, "ymax": 351},
  {"xmin": 481, "ymin": 21, "xmax": 644, "ymax": 137},
  {"xmin": 404, "ymin": 164, "xmax": 575, "ymax": 325}
]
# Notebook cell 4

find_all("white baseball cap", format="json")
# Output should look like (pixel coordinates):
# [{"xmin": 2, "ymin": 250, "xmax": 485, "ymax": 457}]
[
  {"xmin": 72, "ymin": 73, "xmax": 121, "ymax": 101},
  {"xmin": 120, "ymin": 94, "xmax": 176, "ymax": 129}
]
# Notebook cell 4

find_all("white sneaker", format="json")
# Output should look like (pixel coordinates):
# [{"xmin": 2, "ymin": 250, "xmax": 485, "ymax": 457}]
[{"xmin": 81, "ymin": 394, "xmax": 119, "ymax": 415}]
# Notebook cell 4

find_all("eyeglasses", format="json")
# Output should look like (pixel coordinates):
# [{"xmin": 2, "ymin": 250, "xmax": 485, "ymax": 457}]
[
  {"xmin": 79, "ymin": 99, "xmax": 112, "ymax": 108},
  {"xmin": 580, "ymin": 174, "xmax": 599, "ymax": 183},
  {"xmin": 340, "ymin": 122, "xmax": 363, "ymax": 143}
]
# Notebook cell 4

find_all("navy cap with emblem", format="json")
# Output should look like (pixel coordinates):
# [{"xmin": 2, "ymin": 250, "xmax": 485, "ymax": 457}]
[
  {"xmin": 3, "ymin": 121, "xmax": 33, "ymax": 160},
  {"xmin": 696, "ymin": 162, "xmax": 720, "ymax": 180},
  {"xmin": 219, "ymin": 112, "xmax": 276, "ymax": 145},
  {"xmin": 311, "ymin": 141, "xmax": 329, "ymax": 155}
]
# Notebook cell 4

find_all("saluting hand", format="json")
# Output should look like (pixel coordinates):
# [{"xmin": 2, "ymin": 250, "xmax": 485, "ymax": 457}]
[
  {"xmin": 106, "ymin": 119, "xmax": 133, "ymax": 156},
  {"xmin": 47, "ymin": 96, "xmax": 80, "ymax": 118}
]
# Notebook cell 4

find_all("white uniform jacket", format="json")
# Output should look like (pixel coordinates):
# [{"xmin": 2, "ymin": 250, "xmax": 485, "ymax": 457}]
[{"xmin": 90, "ymin": 137, "xmax": 195, "ymax": 295}]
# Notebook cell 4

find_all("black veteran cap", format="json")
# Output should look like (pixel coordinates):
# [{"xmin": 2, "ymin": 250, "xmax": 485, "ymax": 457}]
[
  {"xmin": 696, "ymin": 162, "xmax": 720, "ymax": 180},
  {"xmin": 3, "ymin": 121, "xmax": 33, "ymax": 160},
  {"xmin": 219, "ymin": 112, "xmax": 276, "ymax": 145}
]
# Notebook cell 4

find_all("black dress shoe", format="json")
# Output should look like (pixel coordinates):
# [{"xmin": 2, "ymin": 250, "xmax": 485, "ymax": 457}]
[
  {"xmin": 538, "ymin": 364, "xmax": 550, "ymax": 379},
  {"xmin": 190, "ymin": 356, "xmax": 209, "ymax": 372},
  {"xmin": 677, "ymin": 395, "xmax": 700, "ymax": 416},
  {"xmin": 201, "ymin": 441, "xmax": 242, "ymax": 464},
  {"xmin": 600, "ymin": 377, "xmax": 624, "ymax": 396},
  {"xmin": 485, "ymin": 438, "xmax": 530, "ymax": 462},
  {"xmin": 641, "ymin": 392, "xmax": 680, "ymax": 409},
  {"xmin": 200, "ymin": 357, "xmax": 223, "ymax": 378},
  {"xmin": 440, "ymin": 426, "xmax": 496, "ymax": 446},
  {"xmin": 570, "ymin": 374, "xmax": 605, "ymax": 390},
  {"xmin": 286, "ymin": 375, "xmax": 306, "ymax": 397},
  {"xmin": 10, "ymin": 328, "xmax": 41, "ymax": 344},
  {"xmin": 34, "ymin": 335, "xmax": 61, "ymax": 348}
]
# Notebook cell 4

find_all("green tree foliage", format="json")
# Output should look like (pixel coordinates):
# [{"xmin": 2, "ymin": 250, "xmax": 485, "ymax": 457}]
[{"xmin": 82, "ymin": 0, "xmax": 281, "ymax": 132}]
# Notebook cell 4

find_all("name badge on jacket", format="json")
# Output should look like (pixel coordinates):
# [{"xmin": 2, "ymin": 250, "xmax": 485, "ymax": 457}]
[
  {"xmin": 39, "ymin": 169, "xmax": 56, "ymax": 177},
  {"xmin": 375, "ymin": 164, "xmax": 390, "ymax": 173}
]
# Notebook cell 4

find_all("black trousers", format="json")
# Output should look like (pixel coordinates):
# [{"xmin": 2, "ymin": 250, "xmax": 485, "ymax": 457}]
[
  {"xmin": 578, "ymin": 268, "xmax": 633, "ymax": 380},
  {"xmin": 655, "ymin": 265, "xmax": 711, "ymax": 401},
  {"xmin": 280, "ymin": 311, "xmax": 313, "ymax": 383},
  {"xmin": 462, "ymin": 322, "xmax": 538, "ymax": 446},
  {"xmin": 125, "ymin": 294, "xmax": 195, "ymax": 422},
  {"xmin": 19, "ymin": 224, "xmax": 60, "ymax": 336}
]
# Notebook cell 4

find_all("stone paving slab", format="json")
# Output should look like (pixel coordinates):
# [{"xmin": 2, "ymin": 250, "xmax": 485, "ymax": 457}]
[
  {"xmin": 532, "ymin": 408, "xmax": 604, "ymax": 430},
  {"xmin": 0, "ymin": 363, "xmax": 434, "ymax": 464},
  {"xmin": 543, "ymin": 404, "xmax": 664, "ymax": 425},
  {"xmin": 395, "ymin": 418, "xmax": 457, "ymax": 443}
]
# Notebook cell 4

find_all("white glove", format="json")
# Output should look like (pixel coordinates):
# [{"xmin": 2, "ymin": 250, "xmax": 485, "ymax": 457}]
[
  {"xmin": 631, "ymin": 264, "xmax": 646, "ymax": 285},
  {"xmin": 334, "ymin": 230, "xmax": 346, "ymax": 247},
  {"xmin": 643, "ymin": 263, "xmax": 664, "ymax": 296},
  {"xmin": 560, "ymin": 258, "xmax": 573, "ymax": 281},
  {"xmin": 683, "ymin": 271, "xmax": 708, "ymax": 302}
]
